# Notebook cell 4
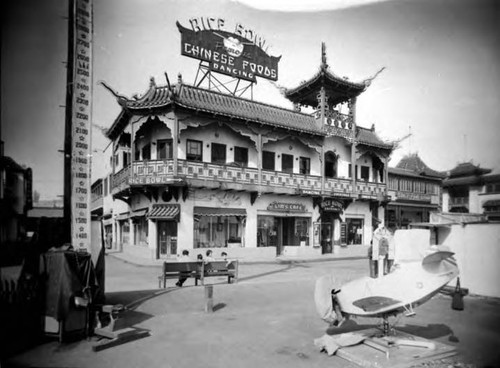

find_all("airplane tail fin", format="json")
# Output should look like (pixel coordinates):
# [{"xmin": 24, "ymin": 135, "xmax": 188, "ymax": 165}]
[
  {"xmin": 422, "ymin": 250, "xmax": 459, "ymax": 275},
  {"xmin": 314, "ymin": 274, "xmax": 342, "ymax": 323}
]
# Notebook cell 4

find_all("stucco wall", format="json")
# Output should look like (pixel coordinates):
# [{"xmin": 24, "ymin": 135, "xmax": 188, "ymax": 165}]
[{"xmin": 437, "ymin": 223, "xmax": 500, "ymax": 298}]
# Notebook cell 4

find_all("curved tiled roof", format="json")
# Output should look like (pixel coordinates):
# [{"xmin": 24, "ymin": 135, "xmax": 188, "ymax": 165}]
[
  {"xmin": 106, "ymin": 79, "xmax": 391, "ymax": 152},
  {"xmin": 447, "ymin": 162, "xmax": 491, "ymax": 178},
  {"xmin": 122, "ymin": 81, "xmax": 323, "ymax": 135},
  {"xmin": 285, "ymin": 67, "xmax": 367, "ymax": 107},
  {"xmin": 356, "ymin": 126, "xmax": 393, "ymax": 150},
  {"xmin": 395, "ymin": 153, "xmax": 446, "ymax": 178}
]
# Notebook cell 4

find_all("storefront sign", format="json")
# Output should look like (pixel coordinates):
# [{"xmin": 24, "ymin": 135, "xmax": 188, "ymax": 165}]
[
  {"xmin": 177, "ymin": 17, "xmax": 281, "ymax": 82},
  {"xmin": 322, "ymin": 198, "xmax": 344, "ymax": 212},
  {"xmin": 396, "ymin": 191, "xmax": 431, "ymax": 202},
  {"xmin": 71, "ymin": 0, "xmax": 92, "ymax": 250},
  {"xmin": 267, "ymin": 202, "xmax": 306, "ymax": 212}
]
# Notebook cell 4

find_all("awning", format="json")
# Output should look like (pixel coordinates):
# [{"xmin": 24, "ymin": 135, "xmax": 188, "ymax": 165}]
[
  {"xmin": 116, "ymin": 212, "xmax": 129, "ymax": 221},
  {"xmin": 130, "ymin": 208, "xmax": 148, "ymax": 218},
  {"xmin": 147, "ymin": 204, "xmax": 180, "ymax": 221},
  {"xmin": 193, "ymin": 207, "xmax": 246, "ymax": 216},
  {"xmin": 483, "ymin": 200, "xmax": 500, "ymax": 208}
]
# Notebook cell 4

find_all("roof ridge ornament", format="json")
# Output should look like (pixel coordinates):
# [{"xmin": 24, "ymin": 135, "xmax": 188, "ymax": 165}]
[
  {"xmin": 321, "ymin": 42, "xmax": 328, "ymax": 70},
  {"xmin": 99, "ymin": 80, "xmax": 129, "ymax": 107},
  {"xmin": 363, "ymin": 66, "xmax": 386, "ymax": 86}
]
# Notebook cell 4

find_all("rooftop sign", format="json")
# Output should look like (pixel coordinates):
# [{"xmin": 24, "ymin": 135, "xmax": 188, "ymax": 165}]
[{"xmin": 177, "ymin": 17, "xmax": 281, "ymax": 82}]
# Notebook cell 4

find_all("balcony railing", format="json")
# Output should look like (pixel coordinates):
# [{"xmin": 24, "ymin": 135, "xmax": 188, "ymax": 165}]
[
  {"xmin": 449, "ymin": 196, "xmax": 469, "ymax": 208},
  {"xmin": 111, "ymin": 159, "xmax": 387, "ymax": 199}
]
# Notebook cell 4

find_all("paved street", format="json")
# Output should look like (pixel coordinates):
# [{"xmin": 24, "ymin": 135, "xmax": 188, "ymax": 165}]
[{"xmin": 4, "ymin": 255, "xmax": 500, "ymax": 368}]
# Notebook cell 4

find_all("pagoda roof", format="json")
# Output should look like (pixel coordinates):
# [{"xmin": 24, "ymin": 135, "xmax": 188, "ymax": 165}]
[
  {"xmin": 395, "ymin": 153, "xmax": 446, "ymax": 178},
  {"xmin": 388, "ymin": 167, "xmax": 442, "ymax": 182},
  {"xmin": 105, "ymin": 77, "xmax": 392, "ymax": 153},
  {"xmin": 356, "ymin": 126, "xmax": 393, "ymax": 150},
  {"xmin": 106, "ymin": 78, "xmax": 324, "ymax": 140},
  {"xmin": 284, "ymin": 67, "xmax": 368, "ymax": 107},
  {"xmin": 446, "ymin": 162, "xmax": 492, "ymax": 178}
]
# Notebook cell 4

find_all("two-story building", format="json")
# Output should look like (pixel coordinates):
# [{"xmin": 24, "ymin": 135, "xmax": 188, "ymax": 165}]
[
  {"xmin": 386, "ymin": 153, "xmax": 444, "ymax": 231},
  {"xmin": 99, "ymin": 45, "xmax": 393, "ymax": 260},
  {"xmin": 442, "ymin": 162, "xmax": 500, "ymax": 221}
]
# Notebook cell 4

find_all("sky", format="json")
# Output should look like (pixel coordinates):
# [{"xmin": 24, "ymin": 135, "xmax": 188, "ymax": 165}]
[{"xmin": 2, "ymin": 0, "xmax": 499, "ymax": 200}]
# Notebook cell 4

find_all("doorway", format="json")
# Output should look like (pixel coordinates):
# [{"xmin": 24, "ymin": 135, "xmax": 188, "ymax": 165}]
[
  {"xmin": 157, "ymin": 221, "xmax": 177, "ymax": 258},
  {"xmin": 346, "ymin": 218, "xmax": 364, "ymax": 245}
]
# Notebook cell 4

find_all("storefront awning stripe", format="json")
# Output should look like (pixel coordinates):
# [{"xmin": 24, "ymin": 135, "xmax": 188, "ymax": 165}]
[
  {"xmin": 147, "ymin": 205, "xmax": 180, "ymax": 220},
  {"xmin": 193, "ymin": 207, "xmax": 246, "ymax": 216}
]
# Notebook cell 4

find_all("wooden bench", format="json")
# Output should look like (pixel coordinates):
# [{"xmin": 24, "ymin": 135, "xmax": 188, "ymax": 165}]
[
  {"xmin": 159, "ymin": 260, "xmax": 239, "ymax": 288},
  {"xmin": 159, "ymin": 261, "xmax": 203, "ymax": 288},
  {"xmin": 201, "ymin": 260, "xmax": 238, "ymax": 285}
]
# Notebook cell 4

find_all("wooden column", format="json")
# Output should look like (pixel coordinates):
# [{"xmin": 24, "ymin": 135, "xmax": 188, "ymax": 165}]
[
  {"xmin": 173, "ymin": 110, "xmax": 179, "ymax": 177},
  {"xmin": 350, "ymin": 97, "xmax": 357, "ymax": 192}
]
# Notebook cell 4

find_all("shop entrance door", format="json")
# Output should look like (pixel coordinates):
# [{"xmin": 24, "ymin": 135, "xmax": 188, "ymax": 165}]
[
  {"xmin": 320, "ymin": 222, "xmax": 333, "ymax": 254},
  {"xmin": 157, "ymin": 221, "xmax": 178, "ymax": 258}
]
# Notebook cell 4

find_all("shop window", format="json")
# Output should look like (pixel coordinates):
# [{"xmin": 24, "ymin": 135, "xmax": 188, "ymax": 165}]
[
  {"xmin": 142, "ymin": 144, "xmax": 151, "ymax": 160},
  {"xmin": 257, "ymin": 216, "xmax": 278, "ymax": 247},
  {"xmin": 194, "ymin": 215, "xmax": 245, "ymax": 248},
  {"xmin": 234, "ymin": 146, "xmax": 248, "ymax": 167},
  {"xmin": 157, "ymin": 139, "xmax": 173, "ymax": 160},
  {"xmin": 263, "ymin": 151, "xmax": 275, "ymax": 171},
  {"xmin": 134, "ymin": 218, "xmax": 148, "ymax": 246},
  {"xmin": 294, "ymin": 218, "xmax": 310, "ymax": 245},
  {"xmin": 299, "ymin": 157, "xmax": 310, "ymax": 175},
  {"xmin": 211, "ymin": 143, "xmax": 226, "ymax": 165},
  {"xmin": 282, "ymin": 154, "xmax": 293, "ymax": 173},
  {"xmin": 186, "ymin": 139, "xmax": 203, "ymax": 161},
  {"xmin": 360, "ymin": 166, "xmax": 369, "ymax": 181}
]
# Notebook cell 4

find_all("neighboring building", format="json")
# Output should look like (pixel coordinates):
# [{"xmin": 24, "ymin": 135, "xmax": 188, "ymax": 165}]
[
  {"xmin": 96, "ymin": 46, "xmax": 394, "ymax": 260},
  {"xmin": 0, "ymin": 153, "xmax": 32, "ymax": 244},
  {"xmin": 386, "ymin": 153, "xmax": 444, "ymax": 231},
  {"xmin": 442, "ymin": 162, "xmax": 500, "ymax": 221}
]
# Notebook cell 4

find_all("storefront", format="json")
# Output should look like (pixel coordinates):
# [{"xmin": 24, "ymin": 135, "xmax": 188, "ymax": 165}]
[{"xmin": 193, "ymin": 207, "xmax": 246, "ymax": 248}]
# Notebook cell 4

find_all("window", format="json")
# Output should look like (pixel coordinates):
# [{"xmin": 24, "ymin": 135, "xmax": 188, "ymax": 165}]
[
  {"xmin": 186, "ymin": 139, "xmax": 202, "ymax": 161},
  {"xmin": 325, "ymin": 151, "xmax": 337, "ymax": 178},
  {"xmin": 194, "ymin": 215, "xmax": 245, "ymax": 248},
  {"xmin": 360, "ymin": 166, "xmax": 369, "ymax": 181},
  {"xmin": 282, "ymin": 154, "xmax": 293, "ymax": 173},
  {"xmin": 299, "ymin": 157, "xmax": 310, "ymax": 175},
  {"xmin": 211, "ymin": 143, "xmax": 226, "ymax": 164},
  {"xmin": 234, "ymin": 146, "xmax": 248, "ymax": 167},
  {"xmin": 103, "ymin": 177, "xmax": 108, "ymax": 196},
  {"xmin": 142, "ymin": 144, "xmax": 151, "ymax": 160},
  {"xmin": 157, "ymin": 139, "xmax": 173, "ymax": 160},
  {"xmin": 263, "ymin": 151, "xmax": 275, "ymax": 171},
  {"xmin": 123, "ymin": 151, "xmax": 129, "ymax": 166}
]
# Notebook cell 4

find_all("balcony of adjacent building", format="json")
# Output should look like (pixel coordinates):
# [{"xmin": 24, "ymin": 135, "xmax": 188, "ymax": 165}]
[
  {"xmin": 110, "ymin": 158, "xmax": 387, "ymax": 201},
  {"xmin": 448, "ymin": 196, "xmax": 469, "ymax": 212}
]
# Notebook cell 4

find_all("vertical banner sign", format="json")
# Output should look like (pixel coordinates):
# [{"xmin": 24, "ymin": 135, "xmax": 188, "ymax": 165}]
[{"xmin": 71, "ymin": 0, "xmax": 92, "ymax": 250}]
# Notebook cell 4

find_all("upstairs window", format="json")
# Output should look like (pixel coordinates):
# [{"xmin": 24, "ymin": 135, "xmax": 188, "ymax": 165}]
[
  {"xmin": 299, "ymin": 157, "xmax": 310, "ymax": 175},
  {"xmin": 263, "ymin": 151, "xmax": 275, "ymax": 171},
  {"xmin": 234, "ymin": 146, "xmax": 248, "ymax": 167},
  {"xmin": 186, "ymin": 139, "xmax": 202, "ymax": 161},
  {"xmin": 282, "ymin": 154, "xmax": 294, "ymax": 173},
  {"xmin": 142, "ymin": 144, "xmax": 151, "ymax": 160},
  {"xmin": 360, "ymin": 166, "xmax": 370, "ymax": 181},
  {"xmin": 211, "ymin": 143, "xmax": 226, "ymax": 164},
  {"xmin": 157, "ymin": 139, "xmax": 173, "ymax": 160}
]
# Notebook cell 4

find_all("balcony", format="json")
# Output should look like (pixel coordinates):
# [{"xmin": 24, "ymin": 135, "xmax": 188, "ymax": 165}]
[
  {"xmin": 449, "ymin": 196, "xmax": 469, "ymax": 210},
  {"xmin": 111, "ymin": 159, "xmax": 386, "ymax": 199}
]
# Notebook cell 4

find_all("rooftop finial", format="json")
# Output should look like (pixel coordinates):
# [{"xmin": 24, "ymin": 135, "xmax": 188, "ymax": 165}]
[{"xmin": 321, "ymin": 42, "xmax": 328, "ymax": 69}]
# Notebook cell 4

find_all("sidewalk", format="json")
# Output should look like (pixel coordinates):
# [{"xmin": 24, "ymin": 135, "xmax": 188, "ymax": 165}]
[{"xmin": 106, "ymin": 244, "xmax": 369, "ymax": 267}]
